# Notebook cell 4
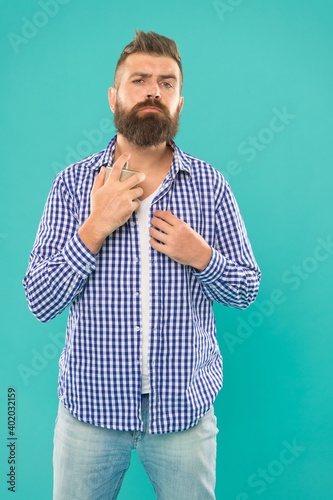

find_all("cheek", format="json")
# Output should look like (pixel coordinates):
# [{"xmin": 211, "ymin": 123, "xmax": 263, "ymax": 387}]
[
  {"xmin": 168, "ymin": 93, "xmax": 182, "ymax": 109},
  {"xmin": 169, "ymin": 99, "xmax": 182, "ymax": 116},
  {"xmin": 122, "ymin": 89, "xmax": 146, "ymax": 108},
  {"xmin": 115, "ymin": 93, "xmax": 134, "ymax": 113}
]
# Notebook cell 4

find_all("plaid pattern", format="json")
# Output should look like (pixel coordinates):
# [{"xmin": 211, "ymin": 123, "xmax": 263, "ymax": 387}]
[{"xmin": 23, "ymin": 136, "xmax": 261, "ymax": 434}]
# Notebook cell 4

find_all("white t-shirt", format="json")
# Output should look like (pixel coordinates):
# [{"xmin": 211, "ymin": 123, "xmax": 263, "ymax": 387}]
[{"xmin": 136, "ymin": 186, "xmax": 160, "ymax": 393}]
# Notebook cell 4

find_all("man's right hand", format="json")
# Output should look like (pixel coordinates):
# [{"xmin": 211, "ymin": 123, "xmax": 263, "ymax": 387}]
[{"xmin": 78, "ymin": 153, "xmax": 145, "ymax": 254}]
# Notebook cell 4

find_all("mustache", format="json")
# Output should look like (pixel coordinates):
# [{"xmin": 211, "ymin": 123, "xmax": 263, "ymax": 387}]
[{"xmin": 131, "ymin": 99, "xmax": 169, "ymax": 115}]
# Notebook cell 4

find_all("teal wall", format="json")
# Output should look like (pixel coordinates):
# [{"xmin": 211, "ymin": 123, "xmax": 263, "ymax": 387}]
[{"xmin": 1, "ymin": 0, "xmax": 332, "ymax": 498}]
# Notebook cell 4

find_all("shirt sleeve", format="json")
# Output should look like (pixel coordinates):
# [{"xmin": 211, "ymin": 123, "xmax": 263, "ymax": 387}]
[
  {"xmin": 23, "ymin": 173, "xmax": 97, "ymax": 322},
  {"xmin": 193, "ymin": 181, "xmax": 261, "ymax": 309}
]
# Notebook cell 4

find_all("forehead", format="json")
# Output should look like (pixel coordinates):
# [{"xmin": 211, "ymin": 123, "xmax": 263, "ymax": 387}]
[{"xmin": 117, "ymin": 53, "xmax": 181, "ymax": 84}]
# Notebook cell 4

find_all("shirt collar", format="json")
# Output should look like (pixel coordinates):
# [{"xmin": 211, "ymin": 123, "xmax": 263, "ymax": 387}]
[
  {"xmin": 95, "ymin": 135, "xmax": 193, "ymax": 177},
  {"xmin": 168, "ymin": 140, "xmax": 193, "ymax": 178},
  {"xmin": 99, "ymin": 136, "xmax": 117, "ymax": 168}
]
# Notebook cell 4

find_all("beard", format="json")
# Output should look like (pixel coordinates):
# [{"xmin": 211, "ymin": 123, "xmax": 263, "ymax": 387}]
[{"xmin": 113, "ymin": 98, "xmax": 180, "ymax": 148}]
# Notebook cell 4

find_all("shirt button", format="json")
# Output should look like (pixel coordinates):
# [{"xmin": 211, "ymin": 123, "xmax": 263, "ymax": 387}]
[
  {"xmin": 135, "ymin": 292, "xmax": 140, "ymax": 298},
  {"xmin": 135, "ymin": 326, "xmax": 140, "ymax": 332}
]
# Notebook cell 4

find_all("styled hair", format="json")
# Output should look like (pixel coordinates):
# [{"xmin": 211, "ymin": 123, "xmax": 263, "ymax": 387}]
[{"xmin": 114, "ymin": 30, "xmax": 183, "ymax": 87}]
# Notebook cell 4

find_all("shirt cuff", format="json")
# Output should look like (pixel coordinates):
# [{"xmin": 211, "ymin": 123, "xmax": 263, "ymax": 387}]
[
  {"xmin": 193, "ymin": 247, "xmax": 227, "ymax": 283},
  {"xmin": 63, "ymin": 232, "xmax": 97, "ymax": 278}
]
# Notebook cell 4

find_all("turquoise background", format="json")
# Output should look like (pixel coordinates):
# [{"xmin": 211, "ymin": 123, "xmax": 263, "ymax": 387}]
[{"xmin": 1, "ymin": 0, "xmax": 332, "ymax": 498}]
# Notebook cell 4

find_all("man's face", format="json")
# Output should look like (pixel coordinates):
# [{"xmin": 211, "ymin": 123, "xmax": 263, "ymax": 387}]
[{"xmin": 109, "ymin": 53, "xmax": 184, "ymax": 148}]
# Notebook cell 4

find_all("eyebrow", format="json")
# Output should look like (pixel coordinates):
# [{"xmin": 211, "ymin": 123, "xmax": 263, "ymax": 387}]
[{"xmin": 129, "ymin": 72, "xmax": 178, "ymax": 81}]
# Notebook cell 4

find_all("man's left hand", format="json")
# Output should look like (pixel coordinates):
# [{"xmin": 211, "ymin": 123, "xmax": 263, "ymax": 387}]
[{"xmin": 149, "ymin": 210, "xmax": 212, "ymax": 272}]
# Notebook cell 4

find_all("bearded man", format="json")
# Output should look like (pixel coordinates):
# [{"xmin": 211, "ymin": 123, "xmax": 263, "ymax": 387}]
[{"xmin": 23, "ymin": 31, "xmax": 261, "ymax": 500}]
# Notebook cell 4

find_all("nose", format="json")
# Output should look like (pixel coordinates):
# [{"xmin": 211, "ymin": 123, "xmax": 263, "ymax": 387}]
[{"xmin": 146, "ymin": 82, "xmax": 161, "ymax": 100}]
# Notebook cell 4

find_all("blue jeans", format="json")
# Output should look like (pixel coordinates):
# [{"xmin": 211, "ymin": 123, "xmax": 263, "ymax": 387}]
[{"xmin": 53, "ymin": 395, "xmax": 218, "ymax": 499}]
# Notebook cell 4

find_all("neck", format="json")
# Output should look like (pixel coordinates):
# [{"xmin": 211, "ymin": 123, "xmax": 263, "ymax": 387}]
[{"xmin": 114, "ymin": 134, "xmax": 173, "ymax": 175}]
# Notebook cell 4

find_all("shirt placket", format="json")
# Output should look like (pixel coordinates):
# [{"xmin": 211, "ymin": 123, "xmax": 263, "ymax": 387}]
[
  {"xmin": 127, "ymin": 212, "xmax": 146, "ymax": 431},
  {"xmin": 147, "ymin": 172, "xmax": 177, "ymax": 433}
]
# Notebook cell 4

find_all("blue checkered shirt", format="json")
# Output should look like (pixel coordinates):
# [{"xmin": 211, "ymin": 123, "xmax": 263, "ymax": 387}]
[{"xmin": 23, "ymin": 135, "xmax": 261, "ymax": 434}]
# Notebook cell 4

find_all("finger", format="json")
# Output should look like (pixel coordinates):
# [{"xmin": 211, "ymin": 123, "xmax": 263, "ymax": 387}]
[
  {"xmin": 123, "ymin": 171, "xmax": 146, "ymax": 189},
  {"xmin": 149, "ymin": 226, "xmax": 169, "ymax": 241},
  {"xmin": 131, "ymin": 186, "xmax": 144, "ymax": 200},
  {"xmin": 150, "ymin": 237, "xmax": 168, "ymax": 255},
  {"xmin": 150, "ymin": 217, "xmax": 172, "ymax": 234},
  {"xmin": 108, "ymin": 153, "xmax": 131, "ymax": 180},
  {"xmin": 153, "ymin": 210, "xmax": 176, "ymax": 225},
  {"xmin": 132, "ymin": 198, "xmax": 141, "ymax": 211}
]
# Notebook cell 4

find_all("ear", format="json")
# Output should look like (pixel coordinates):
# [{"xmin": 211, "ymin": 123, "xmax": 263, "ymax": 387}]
[
  {"xmin": 178, "ymin": 96, "xmax": 184, "ymax": 113},
  {"xmin": 108, "ymin": 86, "xmax": 117, "ymax": 113}
]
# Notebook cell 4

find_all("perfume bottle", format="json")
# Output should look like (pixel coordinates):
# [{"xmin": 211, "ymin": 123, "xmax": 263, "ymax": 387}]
[{"xmin": 104, "ymin": 161, "xmax": 139, "ymax": 183}]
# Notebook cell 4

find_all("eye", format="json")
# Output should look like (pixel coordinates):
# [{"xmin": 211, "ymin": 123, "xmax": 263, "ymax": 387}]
[
  {"xmin": 133, "ymin": 79, "xmax": 144, "ymax": 84},
  {"xmin": 161, "ymin": 81, "xmax": 173, "ymax": 88}
]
